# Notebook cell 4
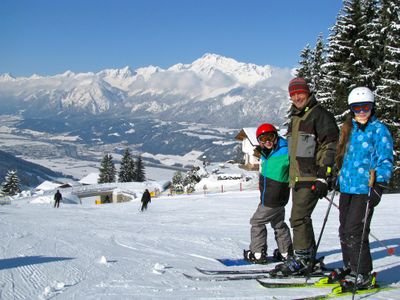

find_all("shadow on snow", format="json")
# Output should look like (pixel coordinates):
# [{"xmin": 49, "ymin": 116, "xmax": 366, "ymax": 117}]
[
  {"xmin": 0, "ymin": 255, "xmax": 75, "ymax": 270},
  {"xmin": 319, "ymin": 238, "xmax": 400, "ymax": 284}
]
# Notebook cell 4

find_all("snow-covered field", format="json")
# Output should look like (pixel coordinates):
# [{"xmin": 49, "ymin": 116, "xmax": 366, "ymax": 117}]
[{"xmin": 0, "ymin": 189, "xmax": 399, "ymax": 299}]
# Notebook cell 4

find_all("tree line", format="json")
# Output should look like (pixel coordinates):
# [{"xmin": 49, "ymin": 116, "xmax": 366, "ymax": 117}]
[
  {"xmin": 98, "ymin": 148, "xmax": 146, "ymax": 183},
  {"xmin": 296, "ymin": 0, "xmax": 399, "ymax": 191}
]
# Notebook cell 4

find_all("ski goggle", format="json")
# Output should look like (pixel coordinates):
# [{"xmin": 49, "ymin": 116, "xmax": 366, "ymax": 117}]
[
  {"xmin": 257, "ymin": 132, "xmax": 277, "ymax": 143},
  {"xmin": 350, "ymin": 103, "xmax": 373, "ymax": 113}
]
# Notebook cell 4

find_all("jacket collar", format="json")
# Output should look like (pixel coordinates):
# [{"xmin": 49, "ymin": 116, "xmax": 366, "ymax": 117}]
[{"xmin": 290, "ymin": 93, "xmax": 318, "ymax": 117}]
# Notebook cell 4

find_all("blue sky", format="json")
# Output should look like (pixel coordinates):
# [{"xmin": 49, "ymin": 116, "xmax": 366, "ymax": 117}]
[{"xmin": 0, "ymin": 0, "xmax": 343, "ymax": 77}]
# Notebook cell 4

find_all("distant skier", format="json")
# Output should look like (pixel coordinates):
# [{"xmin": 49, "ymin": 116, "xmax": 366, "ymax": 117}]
[
  {"xmin": 54, "ymin": 190, "xmax": 62, "ymax": 208},
  {"xmin": 140, "ymin": 189, "xmax": 151, "ymax": 212},
  {"xmin": 243, "ymin": 123, "xmax": 293, "ymax": 264},
  {"xmin": 203, "ymin": 184, "xmax": 208, "ymax": 195}
]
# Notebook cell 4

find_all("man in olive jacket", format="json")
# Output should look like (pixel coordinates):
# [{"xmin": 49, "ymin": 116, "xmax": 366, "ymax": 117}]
[{"xmin": 274, "ymin": 77, "xmax": 339, "ymax": 276}]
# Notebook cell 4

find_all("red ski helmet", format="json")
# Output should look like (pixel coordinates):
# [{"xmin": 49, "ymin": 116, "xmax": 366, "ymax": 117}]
[{"xmin": 256, "ymin": 123, "xmax": 277, "ymax": 138}]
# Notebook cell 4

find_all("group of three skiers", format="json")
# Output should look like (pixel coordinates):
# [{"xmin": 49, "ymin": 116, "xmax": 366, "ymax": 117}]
[{"xmin": 243, "ymin": 77, "xmax": 394, "ymax": 292}]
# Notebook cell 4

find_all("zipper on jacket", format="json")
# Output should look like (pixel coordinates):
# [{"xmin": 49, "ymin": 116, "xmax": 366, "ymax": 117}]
[{"xmin": 261, "ymin": 142, "xmax": 279, "ymax": 206}]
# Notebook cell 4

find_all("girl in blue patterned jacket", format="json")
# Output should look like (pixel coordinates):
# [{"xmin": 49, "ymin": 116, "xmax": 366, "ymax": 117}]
[{"xmin": 334, "ymin": 87, "xmax": 393, "ymax": 289}]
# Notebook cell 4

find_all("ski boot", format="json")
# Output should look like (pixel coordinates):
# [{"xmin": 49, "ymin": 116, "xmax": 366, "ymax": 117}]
[
  {"xmin": 335, "ymin": 272, "xmax": 377, "ymax": 293},
  {"xmin": 273, "ymin": 245, "xmax": 293, "ymax": 261},
  {"xmin": 315, "ymin": 266, "xmax": 351, "ymax": 285},
  {"xmin": 270, "ymin": 255, "xmax": 309, "ymax": 277},
  {"xmin": 243, "ymin": 248, "xmax": 269, "ymax": 264}
]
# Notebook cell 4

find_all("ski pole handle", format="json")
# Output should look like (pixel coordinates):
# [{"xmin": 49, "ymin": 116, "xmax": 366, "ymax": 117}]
[{"xmin": 368, "ymin": 169, "xmax": 376, "ymax": 187}]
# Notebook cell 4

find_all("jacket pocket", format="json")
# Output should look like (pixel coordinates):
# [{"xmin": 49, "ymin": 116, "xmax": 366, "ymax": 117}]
[{"xmin": 296, "ymin": 133, "xmax": 316, "ymax": 157}]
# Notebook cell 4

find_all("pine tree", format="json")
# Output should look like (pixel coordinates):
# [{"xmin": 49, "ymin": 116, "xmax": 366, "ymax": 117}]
[
  {"xmin": 319, "ymin": 0, "xmax": 366, "ymax": 116},
  {"xmin": 118, "ymin": 148, "xmax": 136, "ymax": 182},
  {"xmin": 375, "ymin": 0, "xmax": 400, "ymax": 190},
  {"xmin": 171, "ymin": 171, "xmax": 184, "ymax": 193},
  {"xmin": 134, "ymin": 155, "xmax": 146, "ymax": 182},
  {"xmin": 312, "ymin": 34, "xmax": 326, "ymax": 96},
  {"xmin": 297, "ymin": 44, "xmax": 313, "ymax": 85},
  {"xmin": 182, "ymin": 167, "xmax": 201, "ymax": 193},
  {"xmin": 1, "ymin": 170, "xmax": 21, "ymax": 196},
  {"xmin": 361, "ymin": 0, "xmax": 381, "ymax": 88},
  {"xmin": 98, "ymin": 154, "xmax": 116, "ymax": 183}
]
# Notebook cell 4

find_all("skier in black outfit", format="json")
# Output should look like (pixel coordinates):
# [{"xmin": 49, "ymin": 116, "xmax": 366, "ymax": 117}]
[
  {"xmin": 54, "ymin": 190, "xmax": 62, "ymax": 208},
  {"xmin": 140, "ymin": 189, "xmax": 151, "ymax": 212}
]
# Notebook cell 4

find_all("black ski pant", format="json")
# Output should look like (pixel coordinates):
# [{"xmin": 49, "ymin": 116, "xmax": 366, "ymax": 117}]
[
  {"xmin": 339, "ymin": 193, "xmax": 374, "ymax": 274},
  {"xmin": 54, "ymin": 200, "xmax": 60, "ymax": 208},
  {"xmin": 141, "ymin": 201, "xmax": 149, "ymax": 212}
]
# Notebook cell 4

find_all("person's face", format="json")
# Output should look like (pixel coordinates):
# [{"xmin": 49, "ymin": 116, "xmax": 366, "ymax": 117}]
[
  {"xmin": 290, "ymin": 92, "xmax": 309, "ymax": 110},
  {"xmin": 351, "ymin": 103, "xmax": 372, "ymax": 124},
  {"xmin": 258, "ymin": 133, "xmax": 277, "ymax": 149}
]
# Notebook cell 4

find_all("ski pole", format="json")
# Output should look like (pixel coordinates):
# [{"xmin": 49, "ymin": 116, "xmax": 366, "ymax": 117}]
[
  {"xmin": 323, "ymin": 197, "xmax": 395, "ymax": 256},
  {"xmin": 306, "ymin": 183, "xmax": 338, "ymax": 279},
  {"xmin": 352, "ymin": 169, "xmax": 375, "ymax": 300},
  {"xmin": 352, "ymin": 196, "xmax": 371, "ymax": 299}
]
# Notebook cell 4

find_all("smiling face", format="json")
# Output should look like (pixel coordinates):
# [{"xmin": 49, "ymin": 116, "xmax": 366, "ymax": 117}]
[
  {"xmin": 350, "ymin": 102, "xmax": 373, "ymax": 124},
  {"xmin": 290, "ymin": 92, "xmax": 310, "ymax": 110},
  {"xmin": 354, "ymin": 110, "xmax": 372, "ymax": 124}
]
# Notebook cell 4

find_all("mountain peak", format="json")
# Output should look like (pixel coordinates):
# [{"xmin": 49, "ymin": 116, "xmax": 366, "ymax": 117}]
[
  {"xmin": 0, "ymin": 73, "xmax": 15, "ymax": 81},
  {"xmin": 188, "ymin": 53, "xmax": 272, "ymax": 86}
]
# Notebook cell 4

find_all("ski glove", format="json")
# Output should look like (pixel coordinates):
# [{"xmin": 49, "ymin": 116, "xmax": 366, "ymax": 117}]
[
  {"xmin": 312, "ymin": 179, "xmax": 328, "ymax": 199},
  {"xmin": 369, "ymin": 183, "xmax": 383, "ymax": 207}
]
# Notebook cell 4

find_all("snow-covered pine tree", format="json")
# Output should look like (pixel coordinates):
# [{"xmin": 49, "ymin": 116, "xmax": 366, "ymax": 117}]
[
  {"xmin": 361, "ymin": 0, "xmax": 381, "ymax": 88},
  {"xmin": 297, "ymin": 44, "xmax": 314, "ymax": 86},
  {"xmin": 134, "ymin": 155, "xmax": 146, "ymax": 182},
  {"xmin": 98, "ymin": 154, "xmax": 116, "ymax": 183},
  {"xmin": 1, "ymin": 170, "xmax": 21, "ymax": 196},
  {"xmin": 182, "ymin": 167, "xmax": 201, "ymax": 193},
  {"xmin": 118, "ymin": 148, "xmax": 136, "ymax": 182},
  {"xmin": 312, "ymin": 34, "xmax": 326, "ymax": 97},
  {"xmin": 319, "ymin": 0, "xmax": 366, "ymax": 116},
  {"xmin": 375, "ymin": 0, "xmax": 400, "ymax": 190},
  {"xmin": 171, "ymin": 171, "xmax": 184, "ymax": 193}
]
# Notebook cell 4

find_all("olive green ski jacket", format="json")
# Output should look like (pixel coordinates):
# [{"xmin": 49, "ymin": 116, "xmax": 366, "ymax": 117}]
[{"xmin": 286, "ymin": 94, "xmax": 339, "ymax": 188}]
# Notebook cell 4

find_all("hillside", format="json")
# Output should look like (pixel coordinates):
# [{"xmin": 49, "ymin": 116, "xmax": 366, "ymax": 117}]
[{"xmin": 0, "ymin": 150, "xmax": 72, "ymax": 188}]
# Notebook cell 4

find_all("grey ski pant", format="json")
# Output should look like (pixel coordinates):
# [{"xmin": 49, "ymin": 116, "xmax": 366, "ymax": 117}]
[{"xmin": 249, "ymin": 204, "xmax": 292, "ymax": 255}]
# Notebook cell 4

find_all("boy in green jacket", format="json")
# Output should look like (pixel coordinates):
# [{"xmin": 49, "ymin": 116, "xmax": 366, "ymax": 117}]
[{"xmin": 244, "ymin": 123, "xmax": 293, "ymax": 264}]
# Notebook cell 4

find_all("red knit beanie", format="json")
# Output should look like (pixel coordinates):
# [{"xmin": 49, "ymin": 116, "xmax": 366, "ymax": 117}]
[{"xmin": 288, "ymin": 77, "xmax": 310, "ymax": 96}]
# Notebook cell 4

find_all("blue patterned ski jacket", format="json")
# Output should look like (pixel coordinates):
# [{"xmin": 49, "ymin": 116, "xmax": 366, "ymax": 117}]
[{"xmin": 339, "ymin": 115, "xmax": 393, "ymax": 194}]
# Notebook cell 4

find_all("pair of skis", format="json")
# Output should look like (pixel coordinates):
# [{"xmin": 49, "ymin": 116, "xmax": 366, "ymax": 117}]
[
  {"xmin": 183, "ymin": 264, "xmax": 331, "ymax": 281},
  {"xmin": 184, "ymin": 266, "xmax": 396, "ymax": 298}
]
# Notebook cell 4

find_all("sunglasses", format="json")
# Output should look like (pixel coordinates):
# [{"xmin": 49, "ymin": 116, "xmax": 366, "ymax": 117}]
[
  {"xmin": 350, "ymin": 103, "xmax": 372, "ymax": 113},
  {"xmin": 257, "ymin": 132, "xmax": 277, "ymax": 143}
]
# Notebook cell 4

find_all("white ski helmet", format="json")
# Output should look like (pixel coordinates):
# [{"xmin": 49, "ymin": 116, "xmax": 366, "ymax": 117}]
[{"xmin": 348, "ymin": 87, "xmax": 375, "ymax": 105}]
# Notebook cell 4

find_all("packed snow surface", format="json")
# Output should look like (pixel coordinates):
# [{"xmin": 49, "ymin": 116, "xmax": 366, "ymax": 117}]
[{"xmin": 0, "ymin": 191, "xmax": 399, "ymax": 299}]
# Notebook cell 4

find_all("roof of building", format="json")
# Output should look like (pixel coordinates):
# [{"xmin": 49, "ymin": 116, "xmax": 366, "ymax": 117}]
[
  {"xmin": 79, "ymin": 173, "xmax": 99, "ymax": 185},
  {"xmin": 235, "ymin": 127, "xmax": 258, "ymax": 146}
]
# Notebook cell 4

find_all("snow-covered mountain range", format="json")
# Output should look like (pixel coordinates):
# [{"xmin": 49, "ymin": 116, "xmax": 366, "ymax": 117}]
[{"xmin": 0, "ymin": 53, "xmax": 293, "ymax": 128}]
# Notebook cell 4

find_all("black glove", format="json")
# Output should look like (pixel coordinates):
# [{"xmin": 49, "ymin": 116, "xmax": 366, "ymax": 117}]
[
  {"xmin": 328, "ymin": 174, "xmax": 339, "ymax": 191},
  {"xmin": 369, "ymin": 183, "xmax": 383, "ymax": 207},
  {"xmin": 312, "ymin": 179, "xmax": 328, "ymax": 199}
]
